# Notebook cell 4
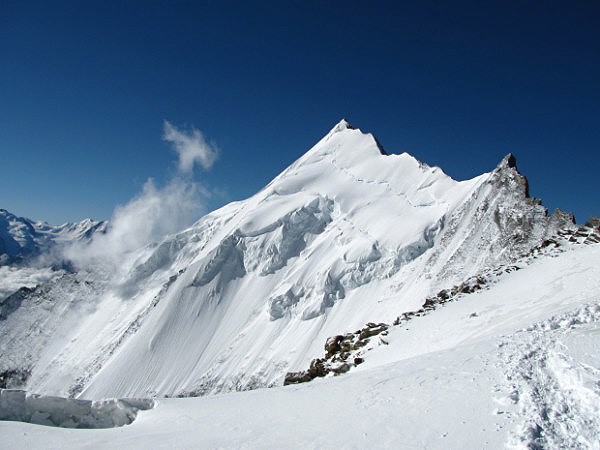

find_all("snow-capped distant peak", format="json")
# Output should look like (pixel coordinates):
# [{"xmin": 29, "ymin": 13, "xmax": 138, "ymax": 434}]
[{"xmin": 0, "ymin": 209, "xmax": 106, "ymax": 265}]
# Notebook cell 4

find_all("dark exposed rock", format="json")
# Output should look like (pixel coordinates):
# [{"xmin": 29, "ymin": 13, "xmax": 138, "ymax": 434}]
[
  {"xmin": 324, "ymin": 335, "xmax": 344, "ymax": 356},
  {"xmin": 423, "ymin": 298, "xmax": 436, "ymax": 309},
  {"xmin": 340, "ymin": 339, "xmax": 354, "ymax": 353},
  {"xmin": 0, "ymin": 286, "xmax": 36, "ymax": 320},
  {"xmin": 283, "ymin": 357, "xmax": 335, "ymax": 385},
  {"xmin": 554, "ymin": 221, "xmax": 600, "ymax": 246},
  {"xmin": 540, "ymin": 239, "xmax": 558, "ymax": 248},
  {"xmin": 283, "ymin": 371, "xmax": 314, "ymax": 385},
  {"xmin": 338, "ymin": 352, "xmax": 350, "ymax": 361},
  {"xmin": 284, "ymin": 321, "xmax": 390, "ymax": 385},
  {"xmin": 359, "ymin": 324, "xmax": 387, "ymax": 340},
  {"xmin": 585, "ymin": 217, "xmax": 600, "ymax": 229},
  {"xmin": 353, "ymin": 339, "xmax": 368, "ymax": 350},
  {"xmin": 0, "ymin": 369, "xmax": 30, "ymax": 389},
  {"xmin": 503, "ymin": 153, "xmax": 517, "ymax": 169},
  {"xmin": 331, "ymin": 363, "xmax": 351, "ymax": 374},
  {"xmin": 585, "ymin": 234, "xmax": 600, "ymax": 244},
  {"xmin": 308, "ymin": 358, "xmax": 328, "ymax": 378}
]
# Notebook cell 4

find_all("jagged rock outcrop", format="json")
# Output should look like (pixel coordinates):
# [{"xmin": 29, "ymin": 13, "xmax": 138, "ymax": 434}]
[
  {"xmin": 285, "ymin": 224, "xmax": 600, "ymax": 386},
  {"xmin": 284, "ymin": 322, "xmax": 389, "ymax": 385},
  {"xmin": 422, "ymin": 153, "xmax": 577, "ymax": 288}
]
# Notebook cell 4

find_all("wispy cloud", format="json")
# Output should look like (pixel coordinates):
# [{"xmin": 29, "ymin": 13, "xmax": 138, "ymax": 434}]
[
  {"xmin": 163, "ymin": 120, "xmax": 218, "ymax": 173},
  {"xmin": 64, "ymin": 178, "xmax": 206, "ymax": 267},
  {"xmin": 65, "ymin": 121, "xmax": 217, "ymax": 273}
]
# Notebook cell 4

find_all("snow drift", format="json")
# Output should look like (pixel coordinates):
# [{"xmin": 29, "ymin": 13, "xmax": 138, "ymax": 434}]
[{"xmin": 0, "ymin": 389, "xmax": 153, "ymax": 428}]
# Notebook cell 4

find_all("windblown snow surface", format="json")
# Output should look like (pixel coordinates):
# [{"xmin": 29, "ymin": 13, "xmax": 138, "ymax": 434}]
[{"xmin": 1, "ymin": 120, "xmax": 598, "ymax": 448}]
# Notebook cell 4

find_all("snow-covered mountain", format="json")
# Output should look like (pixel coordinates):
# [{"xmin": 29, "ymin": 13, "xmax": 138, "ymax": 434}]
[
  {"xmin": 0, "ymin": 120, "xmax": 582, "ymax": 401},
  {"xmin": 3, "ymin": 240, "xmax": 599, "ymax": 448},
  {"xmin": 0, "ymin": 209, "xmax": 106, "ymax": 266}
]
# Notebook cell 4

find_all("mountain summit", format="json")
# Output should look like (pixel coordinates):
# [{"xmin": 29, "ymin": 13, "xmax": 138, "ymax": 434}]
[
  {"xmin": 328, "ymin": 118, "xmax": 353, "ymax": 134},
  {"xmin": 0, "ymin": 122, "xmax": 577, "ymax": 399}
]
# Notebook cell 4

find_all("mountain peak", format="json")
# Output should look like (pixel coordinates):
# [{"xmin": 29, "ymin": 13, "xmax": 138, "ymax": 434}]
[
  {"xmin": 318, "ymin": 119, "xmax": 390, "ymax": 157},
  {"xmin": 2, "ymin": 121, "xmax": 588, "ymax": 404},
  {"xmin": 497, "ymin": 153, "xmax": 518, "ymax": 170},
  {"xmin": 328, "ymin": 119, "xmax": 354, "ymax": 135},
  {"xmin": 489, "ymin": 152, "xmax": 533, "ymax": 199}
]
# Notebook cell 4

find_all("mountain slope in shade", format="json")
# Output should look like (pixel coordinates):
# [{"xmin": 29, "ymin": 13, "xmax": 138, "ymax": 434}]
[{"xmin": 0, "ymin": 120, "xmax": 576, "ymax": 399}]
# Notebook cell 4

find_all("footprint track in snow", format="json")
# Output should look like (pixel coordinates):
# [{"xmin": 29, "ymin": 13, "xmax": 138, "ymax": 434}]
[{"xmin": 496, "ymin": 302, "xmax": 600, "ymax": 449}]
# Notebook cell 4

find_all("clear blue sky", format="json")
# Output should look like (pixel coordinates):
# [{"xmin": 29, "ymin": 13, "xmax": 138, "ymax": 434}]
[{"xmin": 1, "ymin": 1, "xmax": 599, "ymax": 224}]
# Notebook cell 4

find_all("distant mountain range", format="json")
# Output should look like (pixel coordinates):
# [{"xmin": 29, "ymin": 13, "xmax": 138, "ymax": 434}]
[{"xmin": 0, "ymin": 208, "xmax": 106, "ymax": 266}]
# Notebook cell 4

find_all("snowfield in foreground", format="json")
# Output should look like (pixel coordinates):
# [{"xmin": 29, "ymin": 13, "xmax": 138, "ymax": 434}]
[{"xmin": 2, "ymin": 243, "xmax": 598, "ymax": 449}]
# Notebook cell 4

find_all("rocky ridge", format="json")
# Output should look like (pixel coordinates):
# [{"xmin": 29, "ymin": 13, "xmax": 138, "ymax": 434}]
[{"xmin": 285, "ymin": 221, "xmax": 600, "ymax": 385}]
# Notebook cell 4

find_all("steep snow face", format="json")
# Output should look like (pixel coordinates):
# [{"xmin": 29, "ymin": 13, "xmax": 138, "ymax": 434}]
[
  {"xmin": 0, "ymin": 209, "xmax": 106, "ymax": 266},
  {"xmin": 0, "ymin": 121, "xmax": 576, "ymax": 399},
  {"xmin": 2, "ymin": 244, "xmax": 598, "ymax": 449}
]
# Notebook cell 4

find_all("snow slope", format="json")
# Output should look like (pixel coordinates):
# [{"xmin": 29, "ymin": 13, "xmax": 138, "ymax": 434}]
[
  {"xmin": 0, "ymin": 121, "xmax": 576, "ymax": 399},
  {"xmin": 2, "ymin": 242, "xmax": 598, "ymax": 449}
]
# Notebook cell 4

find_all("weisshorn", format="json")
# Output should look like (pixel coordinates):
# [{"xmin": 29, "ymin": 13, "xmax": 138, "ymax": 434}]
[{"xmin": 0, "ymin": 120, "xmax": 577, "ymax": 399}]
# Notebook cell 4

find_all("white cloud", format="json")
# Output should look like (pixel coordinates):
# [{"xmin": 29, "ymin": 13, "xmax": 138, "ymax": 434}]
[
  {"xmin": 163, "ymin": 120, "xmax": 218, "ymax": 173},
  {"xmin": 64, "ymin": 120, "xmax": 217, "ymax": 273},
  {"xmin": 65, "ymin": 178, "xmax": 207, "ymax": 270}
]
